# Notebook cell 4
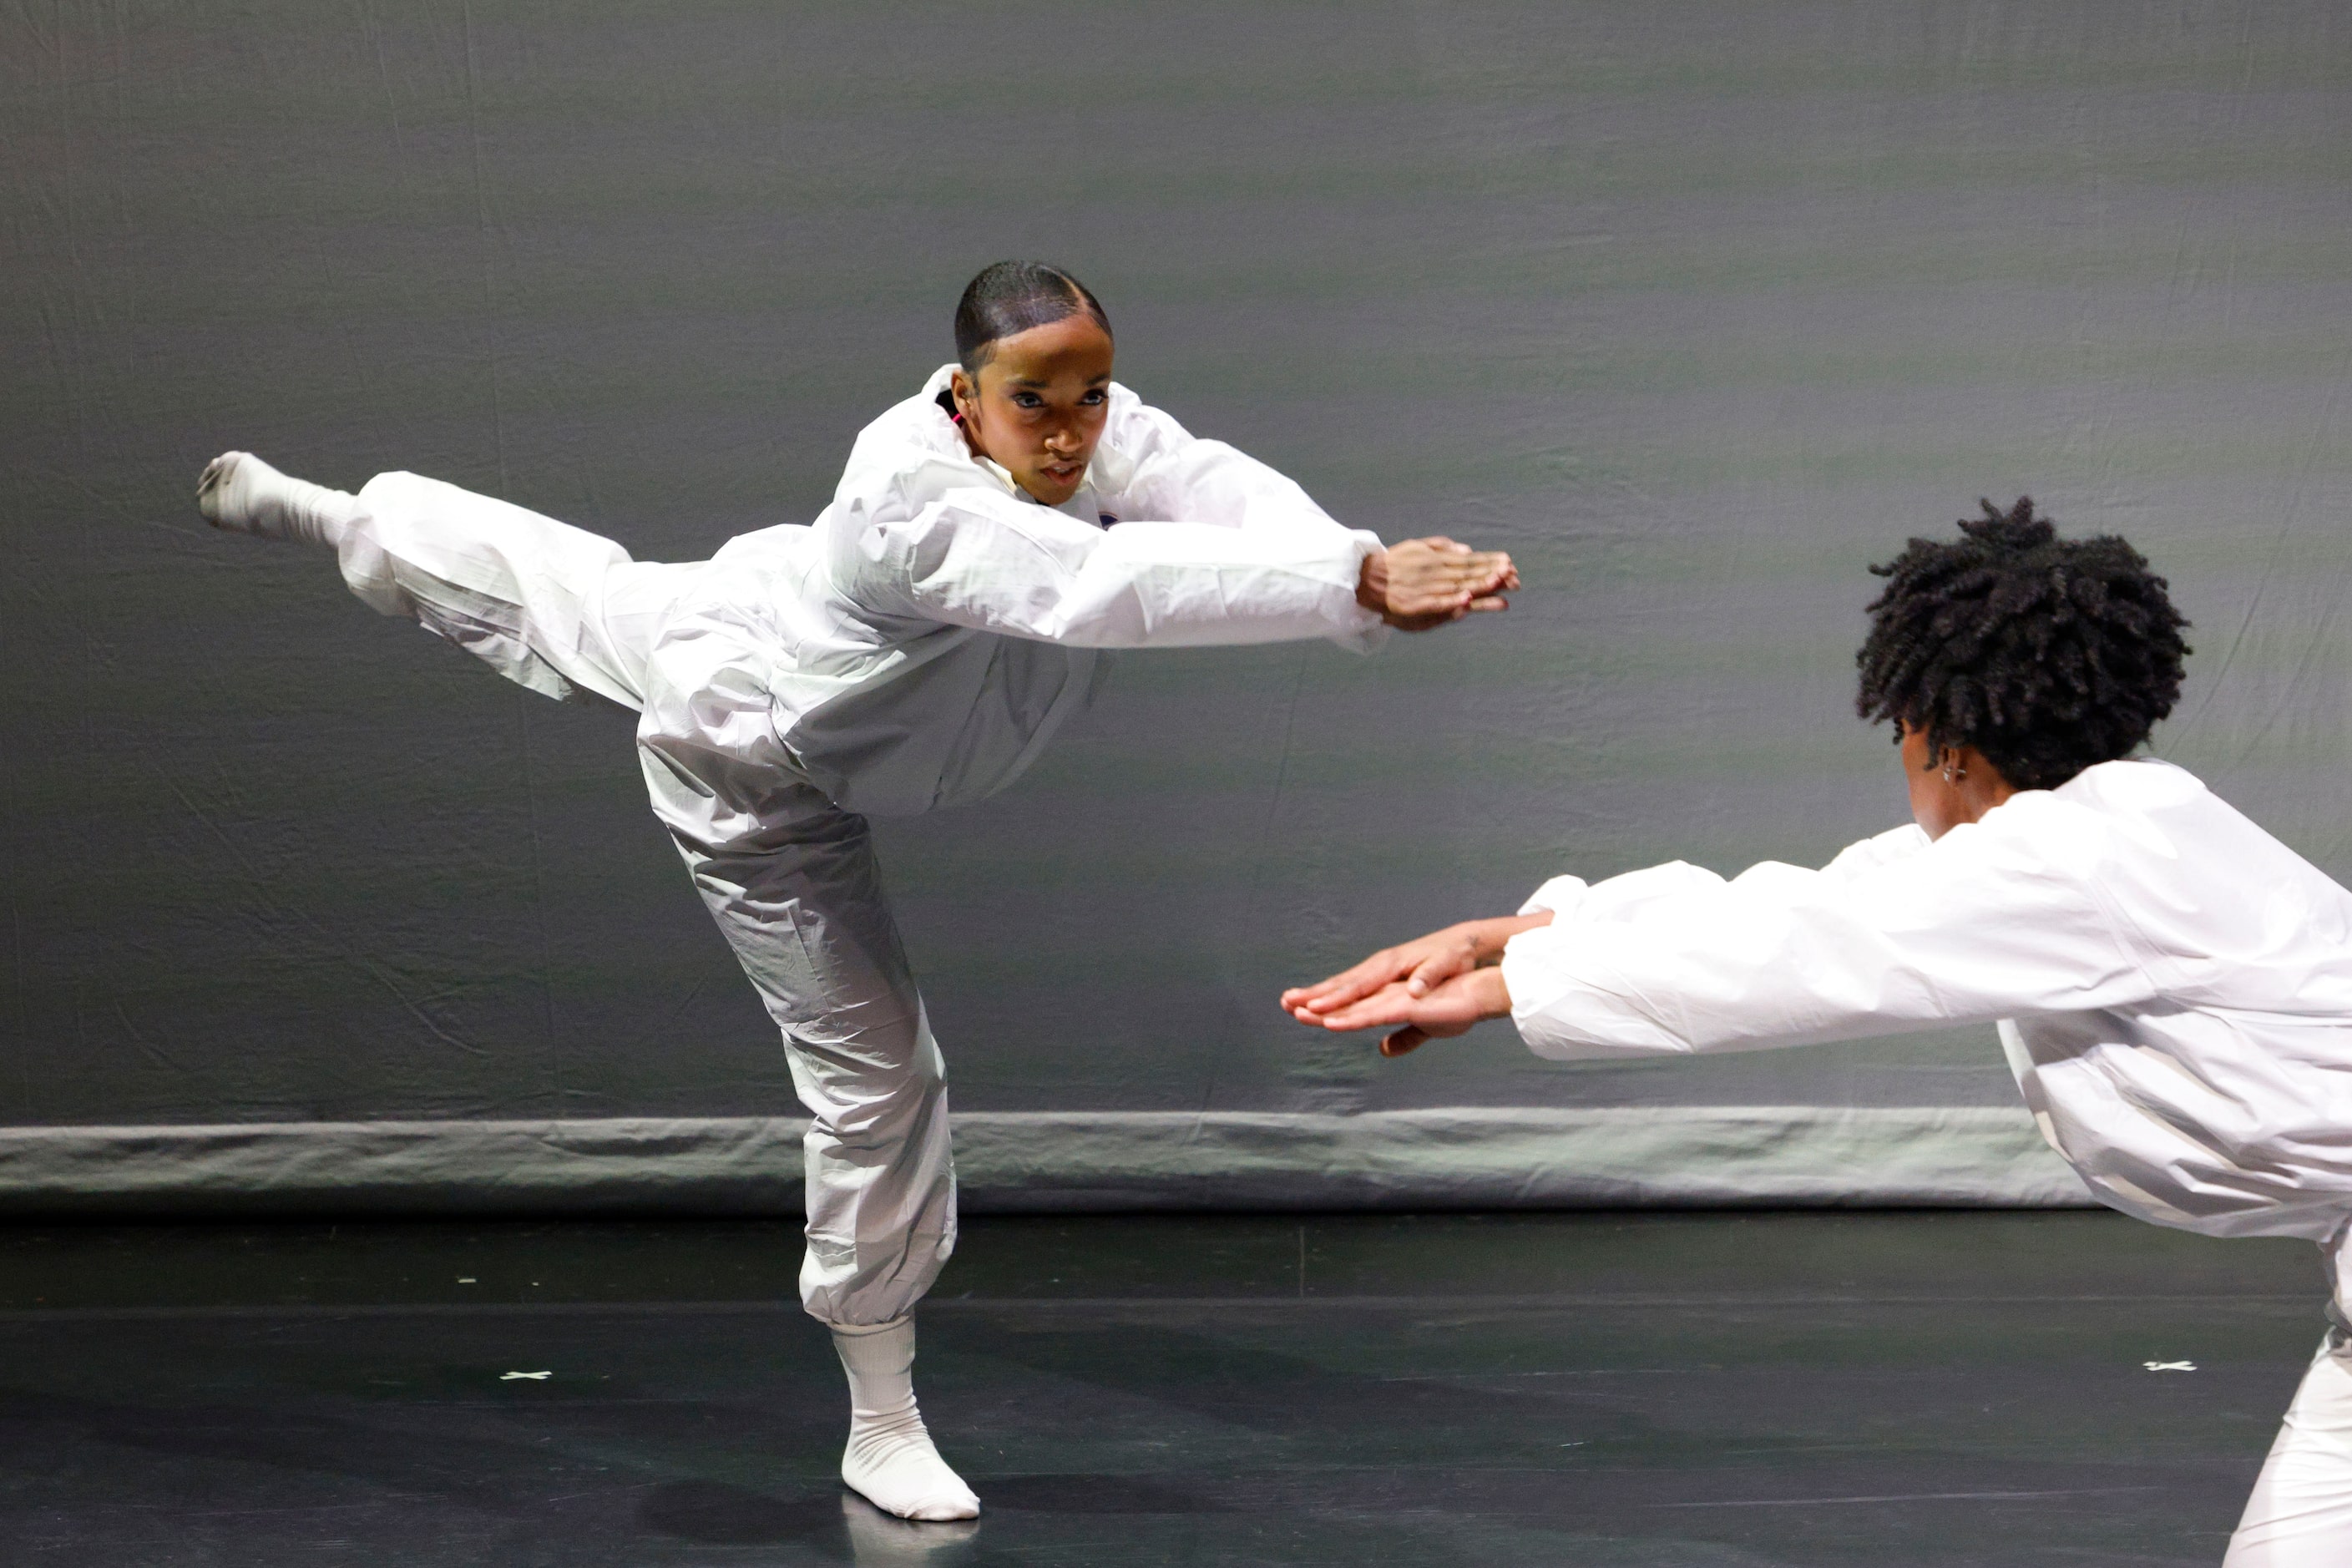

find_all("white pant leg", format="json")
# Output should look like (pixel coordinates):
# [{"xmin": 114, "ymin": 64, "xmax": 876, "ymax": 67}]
[
  {"xmin": 330, "ymin": 469, "xmax": 951, "ymax": 1322},
  {"xmin": 634, "ymin": 605, "xmax": 955, "ymax": 1328},
  {"xmin": 339, "ymin": 470, "xmax": 691, "ymax": 711},
  {"xmin": 2227, "ymin": 1333, "xmax": 2352, "ymax": 1565},
  {"xmin": 654, "ymin": 782, "xmax": 956, "ymax": 1327},
  {"xmin": 335, "ymin": 473, "xmax": 954, "ymax": 1324}
]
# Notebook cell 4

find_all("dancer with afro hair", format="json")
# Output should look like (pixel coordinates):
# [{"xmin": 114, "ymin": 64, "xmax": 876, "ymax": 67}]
[
  {"xmin": 1857, "ymin": 496, "xmax": 2190, "ymax": 792},
  {"xmin": 1288, "ymin": 501, "xmax": 2352, "ymax": 1563}
]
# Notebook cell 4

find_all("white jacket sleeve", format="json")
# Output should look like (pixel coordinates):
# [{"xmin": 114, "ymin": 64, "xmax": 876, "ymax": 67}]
[
  {"xmin": 1499, "ymin": 802, "xmax": 2161, "ymax": 1060},
  {"xmin": 822, "ymin": 393, "xmax": 1388, "ymax": 651}
]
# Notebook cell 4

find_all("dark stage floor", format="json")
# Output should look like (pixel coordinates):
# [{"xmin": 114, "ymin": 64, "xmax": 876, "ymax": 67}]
[{"xmin": 0, "ymin": 1211, "xmax": 2325, "ymax": 1565}]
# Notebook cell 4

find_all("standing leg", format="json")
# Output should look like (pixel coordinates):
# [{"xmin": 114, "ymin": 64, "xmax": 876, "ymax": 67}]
[
  {"xmin": 2227, "ymin": 1333, "xmax": 2352, "ymax": 1564},
  {"xmin": 651, "ymin": 762, "xmax": 973, "ymax": 1521}
]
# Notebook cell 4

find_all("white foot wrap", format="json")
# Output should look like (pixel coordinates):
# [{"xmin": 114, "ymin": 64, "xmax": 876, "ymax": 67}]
[
  {"xmin": 832, "ymin": 1317, "xmax": 979, "ymax": 1522},
  {"xmin": 197, "ymin": 451, "xmax": 356, "ymax": 548}
]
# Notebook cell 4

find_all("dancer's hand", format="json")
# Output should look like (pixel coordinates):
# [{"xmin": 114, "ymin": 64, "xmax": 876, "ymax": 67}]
[
  {"xmin": 1295, "ymin": 968, "xmax": 1515, "ymax": 1058},
  {"xmin": 1282, "ymin": 913, "xmax": 1548, "ymax": 1055},
  {"xmin": 1359, "ymin": 538, "xmax": 1518, "ymax": 630},
  {"xmin": 1282, "ymin": 913, "xmax": 1549, "ymax": 1017}
]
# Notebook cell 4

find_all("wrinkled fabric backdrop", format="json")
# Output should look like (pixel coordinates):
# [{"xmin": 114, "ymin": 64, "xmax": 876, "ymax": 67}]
[{"xmin": 3, "ymin": 2, "xmax": 2348, "ymax": 1211}]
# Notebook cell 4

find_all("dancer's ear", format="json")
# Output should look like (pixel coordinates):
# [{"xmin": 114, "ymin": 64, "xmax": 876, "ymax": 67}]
[{"xmin": 948, "ymin": 367, "xmax": 994, "ymax": 463}]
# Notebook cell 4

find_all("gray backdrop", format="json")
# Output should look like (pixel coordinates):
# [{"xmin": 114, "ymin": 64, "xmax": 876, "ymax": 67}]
[{"xmin": 4, "ymin": 1, "xmax": 2349, "ymax": 1211}]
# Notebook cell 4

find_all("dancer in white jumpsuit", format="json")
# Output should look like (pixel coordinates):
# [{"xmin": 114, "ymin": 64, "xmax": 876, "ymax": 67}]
[
  {"xmin": 1287, "ymin": 499, "xmax": 2352, "ymax": 1564},
  {"xmin": 197, "ymin": 261, "xmax": 1517, "ymax": 1521}
]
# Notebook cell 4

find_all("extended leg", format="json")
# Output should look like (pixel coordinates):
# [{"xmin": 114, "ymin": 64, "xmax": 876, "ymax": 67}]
[
  {"xmin": 2228, "ymin": 1334, "xmax": 2352, "ymax": 1564},
  {"xmin": 656, "ymin": 776, "xmax": 973, "ymax": 1520},
  {"xmin": 200, "ymin": 451, "xmax": 356, "ymax": 547},
  {"xmin": 197, "ymin": 454, "xmax": 687, "ymax": 710}
]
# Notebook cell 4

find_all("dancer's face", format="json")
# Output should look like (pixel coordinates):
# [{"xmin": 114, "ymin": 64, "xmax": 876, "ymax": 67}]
[{"xmin": 950, "ymin": 315, "xmax": 1115, "ymax": 507}]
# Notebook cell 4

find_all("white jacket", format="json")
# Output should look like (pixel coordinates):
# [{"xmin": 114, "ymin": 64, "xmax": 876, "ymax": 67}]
[
  {"xmin": 674, "ymin": 366, "xmax": 1386, "ymax": 816},
  {"xmin": 1500, "ymin": 760, "xmax": 2352, "ymax": 1248}
]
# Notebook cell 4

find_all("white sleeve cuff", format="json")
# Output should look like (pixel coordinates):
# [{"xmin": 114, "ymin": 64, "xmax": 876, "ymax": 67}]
[{"xmin": 1519, "ymin": 874, "xmax": 1590, "ymax": 917}]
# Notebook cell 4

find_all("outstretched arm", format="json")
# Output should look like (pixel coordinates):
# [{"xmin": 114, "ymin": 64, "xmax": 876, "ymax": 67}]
[
  {"xmin": 1121, "ymin": 424, "xmax": 1515, "ymax": 631},
  {"xmin": 1286, "ymin": 806, "xmax": 2157, "ymax": 1063},
  {"xmin": 831, "ymin": 462, "xmax": 1513, "ymax": 650}
]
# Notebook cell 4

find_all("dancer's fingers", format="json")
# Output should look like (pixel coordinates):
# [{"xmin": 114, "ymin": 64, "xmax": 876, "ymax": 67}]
[
  {"xmin": 1281, "ymin": 974, "xmax": 1361, "ymax": 1012},
  {"xmin": 1282, "ymin": 953, "xmax": 1406, "ymax": 1013},
  {"xmin": 1312, "ymin": 985, "xmax": 1420, "ymax": 1032},
  {"xmin": 1404, "ymin": 938, "xmax": 1478, "ymax": 998},
  {"xmin": 1469, "ymin": 553, "xmax": 1515, "ymax": 589},
  {"xmin": 1303, "ymin": 967, "xmax": 1406, "ymax": 1011},
  {"xmin": 1380, "ymin": 1026, "xmax": 1431, "ymax": 1057}
]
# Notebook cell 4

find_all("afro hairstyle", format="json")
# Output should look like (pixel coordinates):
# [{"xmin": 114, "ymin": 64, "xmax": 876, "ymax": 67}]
[{"xmin": 1855, "ymin": 497, "xmax": 2191, "ymax": 791}]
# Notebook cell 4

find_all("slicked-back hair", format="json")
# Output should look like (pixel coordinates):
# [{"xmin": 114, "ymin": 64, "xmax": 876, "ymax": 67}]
[
  {"xmin": 953, "ymin": 260, "xmax": 1111, "ymax": 372},
  {"xmin": 1855, "ymin": 498, "xmax": 2192, "ymax": 792}
]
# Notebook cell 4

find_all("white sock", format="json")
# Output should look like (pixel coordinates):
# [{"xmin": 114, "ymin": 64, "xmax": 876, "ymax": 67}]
[
  {"xmin": 832, "ymin": 1317, "xmax": 979, "ymax": 1522},
  {"xmin": 197, "ymin": 451, "xmax": 356, "ymax": 548}
]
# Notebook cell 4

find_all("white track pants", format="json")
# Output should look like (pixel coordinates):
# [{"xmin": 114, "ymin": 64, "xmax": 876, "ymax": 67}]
[
  {"xmin": 2228, "ymin": 1333, "xmax": 2352, "ymax": 1564},
  {"xmin": 337, "ymin": 472, "xmax": 955, "ymax": 1326}
]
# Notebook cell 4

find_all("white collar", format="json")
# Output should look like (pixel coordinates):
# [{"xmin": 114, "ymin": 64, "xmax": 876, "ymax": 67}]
[{"xmin": 974, "ymin": 453, "xmax": 1024, "ymax": 496}]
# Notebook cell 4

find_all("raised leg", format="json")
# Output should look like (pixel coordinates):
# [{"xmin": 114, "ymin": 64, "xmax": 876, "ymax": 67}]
[
  {"xmin": 198, "ymin": 455, "xmax": 690, "ymax": 711},
  {"xmin": 200, "ymin": 451, "xmax": 356, "ymax": 547},
  {"xmin": 341, "ymin": 469, "xmax": 705, "ymax": 710}
]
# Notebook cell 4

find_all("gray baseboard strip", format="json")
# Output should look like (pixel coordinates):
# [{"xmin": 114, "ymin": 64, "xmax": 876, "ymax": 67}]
[{"xmin": 0, "ymin": 1107, "xmax": 2093, "ymax": 1216}]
